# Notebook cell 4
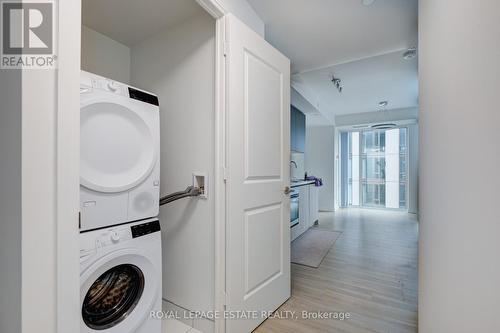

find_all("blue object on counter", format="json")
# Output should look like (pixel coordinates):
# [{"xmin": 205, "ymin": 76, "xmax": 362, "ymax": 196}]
[{"xmin": 306, "ymin": 175, "xmax": 323, "ymax": 187}]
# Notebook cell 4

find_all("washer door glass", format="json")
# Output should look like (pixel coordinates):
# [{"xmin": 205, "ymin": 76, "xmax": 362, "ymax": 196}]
[
  {"xmin": 80, "ymin": 102, "xmax": 156, "ymax": 193},
  {"xmin": 82, "ymin": 264, "xmax": 145, "ymax": 330}
]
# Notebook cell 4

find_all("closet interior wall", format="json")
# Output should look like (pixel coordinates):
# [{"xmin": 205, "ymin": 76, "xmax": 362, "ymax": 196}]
[{"xmin": 81, "ymin": 6, "xmax": 217, "ymax": 332}]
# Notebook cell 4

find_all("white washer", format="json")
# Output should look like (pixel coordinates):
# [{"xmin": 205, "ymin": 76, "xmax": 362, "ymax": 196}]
[
  {"xmin": 80, "ymin": 71, "xmax": 160, "ymax": 231},
  {"xmin": 80, "ymin": 218, "xmax": 162, "ymax": 333}
]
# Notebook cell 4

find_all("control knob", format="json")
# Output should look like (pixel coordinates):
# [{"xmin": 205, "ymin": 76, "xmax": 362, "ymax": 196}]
[
  {"xmin": 110, "ymin": 231, "xmax": 120, "ymax": 243},
  {"xmin": 107, "ymin": 81, "xmax": 119, "ymax": 92}
]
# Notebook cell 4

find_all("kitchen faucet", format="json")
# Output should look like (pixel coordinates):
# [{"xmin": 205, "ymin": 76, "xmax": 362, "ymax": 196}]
[{"xmin": 290, "ymin": 160, "xmax": 298, "ymax": 181}]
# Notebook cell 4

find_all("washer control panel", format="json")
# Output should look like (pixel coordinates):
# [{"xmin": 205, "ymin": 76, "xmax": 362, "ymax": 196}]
[
  {"xmin": 131, "ymin": 220, "xmax": 161, "ymax": 238},
  {"xmin": 79, "ymin": 219, "xmax": 160, "ymax": 259},
  {"xmin": 80, "ymin": 226, "xmax": 131, "ymax": 258}
]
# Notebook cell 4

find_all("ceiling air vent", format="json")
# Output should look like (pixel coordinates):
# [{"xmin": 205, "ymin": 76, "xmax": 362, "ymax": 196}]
[{"xmin": 371, "ymin": 123, "xmax": 397, "ymax": 130}]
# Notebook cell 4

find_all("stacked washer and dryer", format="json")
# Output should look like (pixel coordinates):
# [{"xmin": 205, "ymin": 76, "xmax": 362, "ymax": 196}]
[{"xmin": 79, "ymin": 71, "xmax": 162, "ymax": 333}]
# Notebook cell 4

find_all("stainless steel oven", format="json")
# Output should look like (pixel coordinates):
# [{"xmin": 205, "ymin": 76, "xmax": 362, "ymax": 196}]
[{"xmin": 290, "ymin": 189, "xmax": 299, "ymax": 228}]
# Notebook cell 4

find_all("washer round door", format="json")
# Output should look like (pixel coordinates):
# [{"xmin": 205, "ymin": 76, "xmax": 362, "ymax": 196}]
[
  {"xmin": 80, "ymin": 97, "xmax": 157, "ymax": 193},
  {"xmin": 80, "ymin": 251, "xmax": 160, "ymax": 332}
]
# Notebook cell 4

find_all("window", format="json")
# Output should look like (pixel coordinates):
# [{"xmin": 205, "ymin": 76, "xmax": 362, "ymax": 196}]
[{"xmin": 342, "ymin": 127, "xmax": 408, "ymax": 209}]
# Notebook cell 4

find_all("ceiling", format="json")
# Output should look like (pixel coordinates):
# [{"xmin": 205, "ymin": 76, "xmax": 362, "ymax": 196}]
[
  {"xmin": 248, "ymin": 0, "xmax": 418, "ymax": 73},
  {"xmin": 82, "ymin": 0, "xmax": 204, "ymax": 46},
  {"xmin": 82, "ymin": 0, "xmax": 418, "ymax": 121},
  {"xmin": 294, "ymin": 50, "xmax": 418, "ymax": 120},
  {"xmin": 248, "ymin": 0, "xmax": 418, "ymax": 122}
]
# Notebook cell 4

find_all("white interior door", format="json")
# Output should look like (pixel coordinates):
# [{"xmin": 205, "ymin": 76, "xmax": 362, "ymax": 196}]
[{"xmin": 225, "ymin": 14, "xmax": 291, "ymax": 333}]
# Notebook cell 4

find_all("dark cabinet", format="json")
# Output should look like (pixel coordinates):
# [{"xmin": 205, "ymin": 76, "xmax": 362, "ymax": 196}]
[{"xmin": 291, "ymin": 105, "xmax": 305, "ymax": 152}]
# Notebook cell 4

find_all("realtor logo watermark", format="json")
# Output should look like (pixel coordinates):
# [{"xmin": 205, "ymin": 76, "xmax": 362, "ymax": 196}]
[{"xmin": 1, "ymin": 0, "xmax": 56, "ymax": 69}]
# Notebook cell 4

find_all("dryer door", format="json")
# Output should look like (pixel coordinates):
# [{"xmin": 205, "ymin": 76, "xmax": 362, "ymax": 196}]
[
  {"xmin": 80, "ymin": 94, "xmax": 157, "ymax": 193},
  {"xmin": 80, "ymin": 251, "xmax": 160, "ymax": 333}
]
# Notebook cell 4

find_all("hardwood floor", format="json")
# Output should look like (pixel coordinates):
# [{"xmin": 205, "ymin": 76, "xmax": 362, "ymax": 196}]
[{"xmin": 255, "ymin": 209, "xmax": 419, "ymax": 333}]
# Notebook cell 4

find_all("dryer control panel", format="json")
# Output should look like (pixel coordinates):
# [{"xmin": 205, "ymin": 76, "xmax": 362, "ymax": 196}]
[
  {"xmin": 80, "ymin": 71, "xmax": 159, "ymax": 106},
  {"xmin": 80, "ymin": 74, "xmax": 127, "ymax": 97}
]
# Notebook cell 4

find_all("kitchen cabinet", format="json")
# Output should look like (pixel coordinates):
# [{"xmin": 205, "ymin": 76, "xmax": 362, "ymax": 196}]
[
  {"xmin": 291, "ymin": 105, "xmax": 305, "ymax": 152},
  {"xmin": 299, "ymin": 184, "xmax": 309, "ymax": 228},
  {"xmin": 309, "ymin": 185, "xmax": 319, "ymax": 226}
]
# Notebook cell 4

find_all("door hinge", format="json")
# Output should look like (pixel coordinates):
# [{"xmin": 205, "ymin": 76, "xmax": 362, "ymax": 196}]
[
  {"xmin": 222, "ymin": 167, "xmax": 228, "ymax": 182},
  {"xmin": 220, "ymin": 291, "xmax": 229, "ymax": 306}
]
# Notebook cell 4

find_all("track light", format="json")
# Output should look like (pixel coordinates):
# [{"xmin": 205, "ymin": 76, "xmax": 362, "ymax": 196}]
[
  {"xmin": 362, "ymin": 0, "xmax": 376, "ymax": 6},
  {"xmin": 331, "ymin": 75, "xmax": 343, "ymax": 93},
  {"xmin": 403, "ymin": 47, "xmax": 417, "ymax": 60}
]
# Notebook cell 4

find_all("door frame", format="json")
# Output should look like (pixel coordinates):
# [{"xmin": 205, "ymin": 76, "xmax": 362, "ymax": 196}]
[
  {"xmin": 197, "ymin": 2, "xmax": 282, "ymax": 332},
  {"xmin": 53, "ymin": 0, "xmax": 81, "ymax": 332},
  {"xmin": 178, "ymin": 1, "xmax": 229, "ymax": 332},
  {"xmin": 194, "ymin": 2, "xmax": 228, "ymax": 332}
]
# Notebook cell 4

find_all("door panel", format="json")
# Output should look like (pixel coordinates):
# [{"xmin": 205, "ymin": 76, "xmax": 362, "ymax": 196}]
[
  {"xmin": 245, "ymin": 52, "xmax": 283, "ymax": 180},
  {"xmin": 225, "ymin": 14, "xmax": 291, "ymax": 333},
  {"xmin": 244, "ymin": 203, "xmax": 283, "ymax": 296}
]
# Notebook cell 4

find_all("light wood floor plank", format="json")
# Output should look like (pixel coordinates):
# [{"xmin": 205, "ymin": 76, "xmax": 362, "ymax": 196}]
[{"xmin": 254, "ymin": 209, "xmax": 418, "ymax": 333}]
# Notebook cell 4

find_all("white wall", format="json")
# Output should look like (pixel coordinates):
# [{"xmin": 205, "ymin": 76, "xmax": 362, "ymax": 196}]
[
  {"xmin": 81, "ymin": 26, "xmax": 131, "ymax": 83},
  {"xmin": 5, "ymin": 2, "xmax": 83, "ymax": 332},
  {"xmin": 21, "ymin": 70, "xmax": 58, "ymax": 333},
  {"xmin": 12, "ymin": 40, "xmax": 80, "ymax": 332},
  {"xmin": 0, "ymin": 68, "xmax": 22, "ymax": 333},
  {"xmin": 291, "ymin": 86, "xmax": 319, "ymax": 115},
  {"xmin": 305, "ymin": 124, "xmax": 335, "ymax": 211},
  {"xmin": 131, "ymin": 11, "xmax": 216, "ymax": 328},
  {"xmin": 0, "ymin": 68, "xmax": 61, "ymax": 333},
  {"xmin": 291, "ymin": 79, "xmax": 323, "ymax": 118},
  {"xmin": 290, "ymin": 151, "xmax": 305, "ymax": 180},
  {"xmin": 419, "ymin": 1, "xmax": 500, "ymax": 332},
  {"xmin": 217, "ymin": 0, "xmax": 264, "ymax": 36}
]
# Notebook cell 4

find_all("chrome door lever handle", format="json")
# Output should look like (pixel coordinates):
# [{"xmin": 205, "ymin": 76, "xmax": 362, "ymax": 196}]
[{"xmin": 284, "ymin": 186, "xmax": 291, "ymax": 195}]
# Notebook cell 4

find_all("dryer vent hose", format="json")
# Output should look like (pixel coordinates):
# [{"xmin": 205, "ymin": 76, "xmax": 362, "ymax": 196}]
[{"xmin": 159, "ymin": 186, "xmax": 202, "ymax": 206}]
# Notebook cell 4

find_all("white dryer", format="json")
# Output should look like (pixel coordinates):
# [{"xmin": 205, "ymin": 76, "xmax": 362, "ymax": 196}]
[
  {"xmin": 80, "ymin": 71, "xmax": 160, "ymax": 231},
  {"xmin": 80, "ymin": 218, "xmax": 162, "ymax": 333}
]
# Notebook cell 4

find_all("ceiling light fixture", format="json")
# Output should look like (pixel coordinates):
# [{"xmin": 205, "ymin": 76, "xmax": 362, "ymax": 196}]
[
  {"xmin": 378, "ymin": 101, "xmax": 388, "ymax": 108},
  {"xmin": 403, "ymin": 47, "xmax": 418, "ymax": 60},
  {"xmin": 372, "ymin": 123, "xmax": 397, "ymax": 129},
  {"xmin": 331, "ymin": 75, "xmax": 343, "ymax": 93},
  {"xmin": 362, "ymin": 0, "xmax": 376, "ymax": 6}
]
